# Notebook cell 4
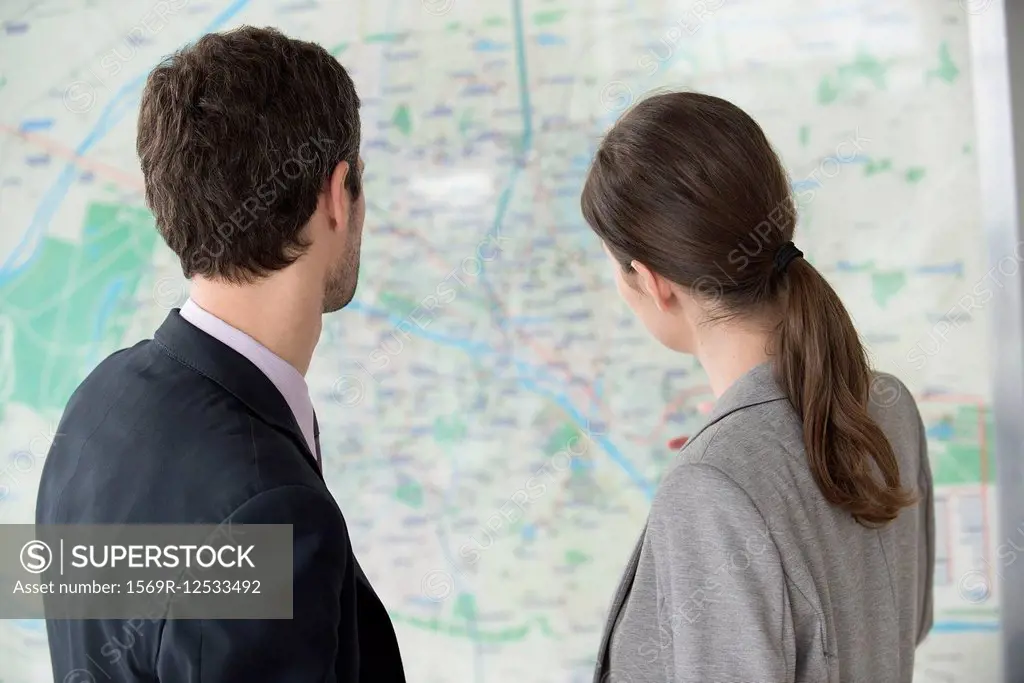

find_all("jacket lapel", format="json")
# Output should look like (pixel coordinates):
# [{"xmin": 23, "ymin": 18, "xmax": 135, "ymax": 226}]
[
  {"xmin": 154, "ymin": 309, "xmax": 323, "ymax": 479},
  {"xmin": 593, "ymin": 526, "xmax": 646, "ymax": 680}
]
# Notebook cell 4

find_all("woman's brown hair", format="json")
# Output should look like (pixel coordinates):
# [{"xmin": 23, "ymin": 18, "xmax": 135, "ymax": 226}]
[{"xmin": 581, "ymin": 91, "xmax": 916, "ymax": 526}]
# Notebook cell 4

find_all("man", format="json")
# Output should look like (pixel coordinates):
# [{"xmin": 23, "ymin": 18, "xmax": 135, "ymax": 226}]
[{"xmin": 36, "ymin": 26, "xmax": 405, "ymax": 682}]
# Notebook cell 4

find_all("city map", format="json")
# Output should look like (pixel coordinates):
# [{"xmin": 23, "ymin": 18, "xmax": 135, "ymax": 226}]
[{"xmin": 0, "ymin": 0, "xmax": 1003, "ymax": 680}]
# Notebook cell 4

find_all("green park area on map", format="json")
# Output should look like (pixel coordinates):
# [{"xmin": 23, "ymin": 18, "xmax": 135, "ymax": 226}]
[{"xmin": 0, "ymin": 202, "xmax": 156, "ymax": 414}]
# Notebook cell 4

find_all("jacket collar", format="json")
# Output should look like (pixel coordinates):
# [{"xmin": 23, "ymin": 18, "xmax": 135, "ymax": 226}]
[
  {"xmin": 700, "ymin": 361, "xmax": 789, "ymax": 430},
  {"xmin": 672, "ymin": 361, "xmax": 792, "ymax": 459},
  {"xmin": 154, "ymin": 308, "xmax": 322, "ymax": 477}
]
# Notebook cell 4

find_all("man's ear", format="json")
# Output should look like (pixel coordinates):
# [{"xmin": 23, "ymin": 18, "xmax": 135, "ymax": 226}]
[
  {"xmin": 631, "ymin": 260, "xmax": 675, "ymax": 312},
  {"xmin": 326, "ymin": 160, "xmax": 352, "ymax": 231}
]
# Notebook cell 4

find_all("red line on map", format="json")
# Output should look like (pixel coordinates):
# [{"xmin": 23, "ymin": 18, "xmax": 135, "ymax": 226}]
[{"xmin": 0, "ymin": 124, "xmax": 145, "ymax": 191}]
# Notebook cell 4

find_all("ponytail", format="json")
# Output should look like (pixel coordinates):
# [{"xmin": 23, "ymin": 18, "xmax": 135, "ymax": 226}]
[{"xmin": 774, "ymin": 259, "xmax": 917, "ymax": 527}]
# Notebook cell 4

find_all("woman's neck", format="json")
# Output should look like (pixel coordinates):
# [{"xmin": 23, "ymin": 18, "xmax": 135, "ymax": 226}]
[{"xmin": 693, "ymin": 320, "xmax": 772, "ymax": 398}]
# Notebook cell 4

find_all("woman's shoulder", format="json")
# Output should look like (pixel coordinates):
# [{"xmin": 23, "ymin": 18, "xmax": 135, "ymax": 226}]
[
  {"xmin": 648, "ymin": 458, "xmax": 767, "ymax": 536},
  {"xmin": 866, "ymin": 370, "xmax": 929, "ymax": 485},
  {"xmin": 867, "ymin": 370, "xmax": 925, "ymax": 435},
  {"xmin": 650, "ymin": 415, "xmax": 788, "ymax": 525},
  {"xmin": 867, "ymin": 370, "xmax": 920, "ymax": 412},
  {"xmin": 652, "ymin": 369, "xmax": 927, "ymax": 523},
  {"xmin": 671, "ymin": 399, "xmax": 805, "ymax": 482}
]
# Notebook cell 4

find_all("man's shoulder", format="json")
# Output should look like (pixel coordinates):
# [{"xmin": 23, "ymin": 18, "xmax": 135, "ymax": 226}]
[
  {"xmin": 69, "ymin": 336, "xmax": 184, "ymax": 407},
  {"xmin": 44, "ymin": 337, "xmax": 324, "ymax": 526},
  {"xmin": 81, "ymin": 337, "xmax": 152, "ymax": 378},
  {"xmin": 69, "ymin": 335, "xmax": 243, "ymax": 425}
]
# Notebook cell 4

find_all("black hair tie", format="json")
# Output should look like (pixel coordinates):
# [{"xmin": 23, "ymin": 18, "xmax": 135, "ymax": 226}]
[{"xmin": 773, "ymin": 241, "xmax": 803, "ymax": 274}]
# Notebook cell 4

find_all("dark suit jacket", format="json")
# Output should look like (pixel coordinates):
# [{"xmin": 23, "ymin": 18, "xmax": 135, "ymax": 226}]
[{"xmin": 36, "ymin": 309, "xmax": 406, "ymax": 682}]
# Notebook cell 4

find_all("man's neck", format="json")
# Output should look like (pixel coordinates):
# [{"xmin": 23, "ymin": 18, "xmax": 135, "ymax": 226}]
[{"xmin": 189, "ymin": 273, "xmax": 323, "ymax": 376}]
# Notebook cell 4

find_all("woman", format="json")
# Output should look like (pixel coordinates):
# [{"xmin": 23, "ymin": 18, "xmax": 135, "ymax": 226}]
[{"xmin": 583, "ymin": 92, "xmax": 934, "ymax": 683}]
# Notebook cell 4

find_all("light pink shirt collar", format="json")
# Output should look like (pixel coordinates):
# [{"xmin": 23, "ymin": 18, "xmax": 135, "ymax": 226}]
[{"xmin": 179, "ymin": 299, "xmax": 318, "ymax": 458}]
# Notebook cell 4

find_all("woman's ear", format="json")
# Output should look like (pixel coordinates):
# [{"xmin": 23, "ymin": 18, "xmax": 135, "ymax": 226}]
[{"xmin": 631, "ymin": 260, "xmax": 675, "ymax": 312}]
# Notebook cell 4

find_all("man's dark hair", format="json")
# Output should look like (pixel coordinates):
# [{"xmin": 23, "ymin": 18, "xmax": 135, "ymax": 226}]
[{"xmin": 137, "ymin": 26, "xmax": 361, "ymax": 282}]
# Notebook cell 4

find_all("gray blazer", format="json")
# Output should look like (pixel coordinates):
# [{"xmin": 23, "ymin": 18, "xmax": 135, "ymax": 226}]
[{"xmin": 594, "ymin": 362, "xmax": 934, "ymax": 683}]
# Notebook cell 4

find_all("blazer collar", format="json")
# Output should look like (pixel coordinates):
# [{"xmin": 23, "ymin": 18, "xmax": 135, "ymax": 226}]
[
  {"xmin": 692, "ymin": 361, "xmax": 789, "ymax": 439},
  {"xmin": 154, "ymin": 309, "xmax": 322, "ymax": 477}
]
